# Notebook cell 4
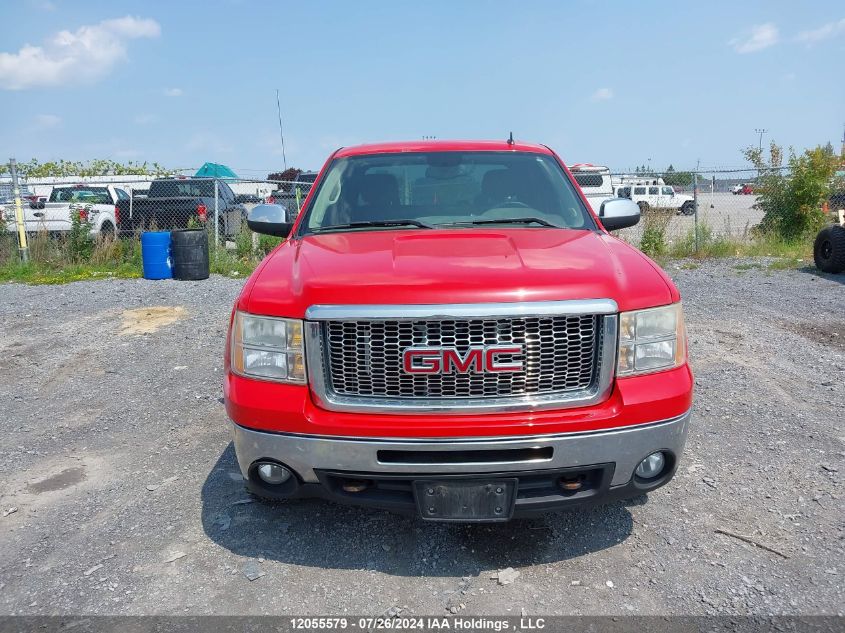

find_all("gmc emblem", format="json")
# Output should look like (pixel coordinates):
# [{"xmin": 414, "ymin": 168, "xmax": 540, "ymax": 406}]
[{"xmin": 402, "ymin": 345, "xmax": 523, "ymax": 374}]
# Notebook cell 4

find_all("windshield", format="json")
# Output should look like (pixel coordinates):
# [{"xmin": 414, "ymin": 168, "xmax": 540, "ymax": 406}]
[
  {"xmin": 49, "ymin": 187, "xmax": 110, "ymax": 204},
  {"xmin": 300, "ymin": 151, "xmax": 594, "ymax": 234},
  {"xmin": 149, "ymin": 180, "xmax": 215, "ymax": 198}
]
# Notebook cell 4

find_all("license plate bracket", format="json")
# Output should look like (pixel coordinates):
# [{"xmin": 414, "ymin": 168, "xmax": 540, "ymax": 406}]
[{"xmin": 413, "ymin": 479, "xmax": 517, "ymax": 522}]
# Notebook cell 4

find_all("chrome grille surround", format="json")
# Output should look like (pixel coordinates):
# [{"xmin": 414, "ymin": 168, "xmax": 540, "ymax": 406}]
[{"xmin": 305, "ymin": 300, "xmax": 618, "ymax": 414}]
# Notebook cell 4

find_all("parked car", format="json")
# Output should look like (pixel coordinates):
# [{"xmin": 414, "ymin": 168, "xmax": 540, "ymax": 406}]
[
  {"xmin": 616, "ymin": 183, "xmax": 696, "ymax": 215},
  {"xmin": 569, "ymin": 163, "xmax": 615, "ymax": 214},
  {"xmin": 5, "ymin": 184, "xmax": 126, "ymax": 235},
  {"xmin": 116, "ymin": 177, "xmax": 245, "ymax": 239},
  {"xmin": 266, "ymin": 171, "xmax": 318, "ymax": 211},
  {"xmin": 731, "ymin": 183, "xmax": 754, "ymax": 195},
  {"xmin": 225, "ymin": 139, "xmax": 693, "ymax": 522}
]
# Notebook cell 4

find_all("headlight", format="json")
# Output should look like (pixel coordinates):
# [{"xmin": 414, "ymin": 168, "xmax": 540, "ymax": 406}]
[
  {"xmin": 617, "ymin": 303, "xmax": 686, "ymax": 376},
  {"xmin": 231, "ymin": 311, "xmax": 306, "ymax": 383}
]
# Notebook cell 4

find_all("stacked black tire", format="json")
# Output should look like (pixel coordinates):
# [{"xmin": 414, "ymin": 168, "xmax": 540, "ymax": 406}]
[
  {"xmin": 171, "ymin": 229, "xmax": 210, "ymax": 280},
  {"xmin": 813, "ymin": 225, "xmax": 845, "ymax": 274}
]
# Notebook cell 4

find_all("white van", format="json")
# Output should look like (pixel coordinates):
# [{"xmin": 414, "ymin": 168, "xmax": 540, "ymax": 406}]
[{"xmin": 614, "ymin": 182, "xmax": 695, "ymax": 216}]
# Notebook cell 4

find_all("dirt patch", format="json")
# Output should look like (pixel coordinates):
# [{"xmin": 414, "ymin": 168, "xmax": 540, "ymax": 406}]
[
  {"xmin": 780, "ymin": 320, "xmax": 845, "ymax": 351},
  {"xmin": 27, "ymin": 466, "xmax": 86, "ymax": 493},
  {"xmin": 120, "ymin": 306, "xmax": 187, "ymax": 335}
]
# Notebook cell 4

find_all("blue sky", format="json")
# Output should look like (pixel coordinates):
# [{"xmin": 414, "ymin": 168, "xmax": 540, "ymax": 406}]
[{"xmin": 1, "ymin": 0, "xmax": 843, "ymax": 176}]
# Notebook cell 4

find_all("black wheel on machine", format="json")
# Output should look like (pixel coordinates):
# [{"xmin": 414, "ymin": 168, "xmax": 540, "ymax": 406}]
[{"xmin": 813, "ymin": 225, "xmax": 845, "ymax": 273}]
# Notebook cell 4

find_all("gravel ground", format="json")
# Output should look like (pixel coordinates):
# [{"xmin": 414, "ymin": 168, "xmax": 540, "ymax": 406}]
[{"xmin": 0, "ymin": 260, "xmax": 843, "ymax": 616}]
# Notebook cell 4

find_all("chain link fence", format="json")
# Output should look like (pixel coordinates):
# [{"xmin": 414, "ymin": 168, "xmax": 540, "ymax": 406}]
[
  {"xmin": 1, "ymin": 175, "xmax": 313, "ymax": 238},
  {"xmin": 569, "ymin": 166, "xmax": 791, "ymax": 250},
  {"xmin": 0, "ymin": 163, "xmax": 821, "ymax": 270}
]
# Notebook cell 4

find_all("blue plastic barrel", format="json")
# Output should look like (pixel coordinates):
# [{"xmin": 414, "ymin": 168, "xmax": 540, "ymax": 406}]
[{"xmin": 140, "ymin": 231, "xmax": 173, "ymax": 280}]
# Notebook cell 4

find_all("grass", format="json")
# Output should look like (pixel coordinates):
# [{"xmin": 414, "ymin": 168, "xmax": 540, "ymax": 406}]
[
  {"xmin": 0, "ymin": 226, "xmax": 269, "ymax": 285},
  {"xmin": 0, "ymin": 260, "xmax": 142, "ymax": 284},
  {"xmin": 655, "ymin": 222, "xmax": 814, "ymax": 267}
]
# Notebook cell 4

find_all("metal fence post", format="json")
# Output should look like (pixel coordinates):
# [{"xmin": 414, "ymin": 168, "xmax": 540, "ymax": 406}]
[
  {"xmin": 129, "ymin": 187, "xmax": 133, "ymax": 221},
  {"xmin": 213, "ymin": 179, "xmax": 219, "ymax": 251},
  {"xmin": 693, "ymin": 171, "xmax": 699, "ymax": 253},
  {"xmin": 9, "ymin": 158, "xmax": 29, "ymax": 263}
]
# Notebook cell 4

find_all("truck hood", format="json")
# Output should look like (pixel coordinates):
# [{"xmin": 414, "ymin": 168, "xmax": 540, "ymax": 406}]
[{"xmin": 243, "ymin": 228, "xmax": 678, "ymax": 316}]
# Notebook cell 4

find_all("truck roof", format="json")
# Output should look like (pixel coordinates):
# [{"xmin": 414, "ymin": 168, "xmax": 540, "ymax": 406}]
[
  {"xmin": 569, "ymin": 163, "xmax": 610, "ymax": 172},
  {"xmin": 333, "ymin": 140, "xmax": 555, "ymax": 158}
]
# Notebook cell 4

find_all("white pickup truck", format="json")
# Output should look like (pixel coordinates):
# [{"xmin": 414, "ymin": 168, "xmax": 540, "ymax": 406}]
[
  {"xmin": 569, "ymin": 164, "xmax": 616, "ymax": 214},
  {"xmin": 614, "ymin": 182, "xmax": 696, "ymax": 216},
  {"xmin": 17, "ymin": 184, "xmax": 128, "ymax": 235}
]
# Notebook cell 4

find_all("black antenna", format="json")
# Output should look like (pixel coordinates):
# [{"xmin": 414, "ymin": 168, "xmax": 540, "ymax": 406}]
[
  {"xmin": 276, "ymin": 89, "xmax": 288, "ymax": 171},
  {"xmin": 507, "ymin": 131, "xmax": 514, "ymax": 145}
]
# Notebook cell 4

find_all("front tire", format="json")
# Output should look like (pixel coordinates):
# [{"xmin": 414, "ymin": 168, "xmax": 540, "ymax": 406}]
[
  {"xmin": 637, "ymin": 201, "xmax": 650, "ymax": 214},
  {"xmin": 681, "ymin": 201, "xmax": 696, "ymax": 216},
  {"xmin": 814, "ymin": 226, "xmax": 845, "ymax": 273},
  {"xmin": 99, "ymin": 221, "xmax": 117, "ymax": 238}
]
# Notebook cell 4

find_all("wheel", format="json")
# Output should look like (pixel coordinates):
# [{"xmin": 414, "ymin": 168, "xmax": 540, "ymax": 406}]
[
  {"xmin": 814, "ymin": 225, "xmax": 845, "ymax": 273},
  {"xmin": 99, "ymin": 221, "xmax": 116, "ymax": 238},
  {"xmin": 637, "ymin": 201, "xmax": 650, "ymax": 213},
  {"xmin": 681, "ymin": 201, "xmax": 696, "ymax": 216}
]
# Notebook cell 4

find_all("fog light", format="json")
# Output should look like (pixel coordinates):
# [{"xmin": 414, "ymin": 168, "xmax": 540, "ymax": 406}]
[
  {"xmin": 256, "ymin": 462, "xmax": 291, "ymax": 485},
  {"xmin": 635, "ymin": 452, "xmax": 666, "ymax": 479}
]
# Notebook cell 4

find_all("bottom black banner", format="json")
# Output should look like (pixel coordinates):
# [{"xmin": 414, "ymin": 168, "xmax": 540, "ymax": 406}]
[{"xmin": 0, "ymin": 617, "xmax": 842, "ymax": 633}]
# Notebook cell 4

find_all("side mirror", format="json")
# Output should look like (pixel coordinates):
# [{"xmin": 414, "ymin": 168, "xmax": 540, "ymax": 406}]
[
  {"xmin": 247, "ymin": 203, "xmax": 293, "ymax": 237},
  {"xmin": 599, "ymin": 198, "xmax": 640, "ymax": 231}
]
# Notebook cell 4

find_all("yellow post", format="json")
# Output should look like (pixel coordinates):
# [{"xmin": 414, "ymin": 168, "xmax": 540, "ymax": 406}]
[{"xmin": 9, "ymin": 158, "xmax": 29, "ymax": 262}]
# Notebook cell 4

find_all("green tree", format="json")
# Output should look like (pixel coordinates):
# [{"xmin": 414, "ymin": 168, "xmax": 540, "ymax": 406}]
[
  {"xmin": 268, "ymin": 167, "xmax": 302, "ymax": 192},
  {"xmin": 662, "ymin": 165, "xmax": 694, "ymax": 187},
  {"xmin": 0, "ymin": 159, "xmax": 174, "ymax": 178},
  {"xmin": 743, "ymin": 141, "xmax": 839, "ymax": 240}
]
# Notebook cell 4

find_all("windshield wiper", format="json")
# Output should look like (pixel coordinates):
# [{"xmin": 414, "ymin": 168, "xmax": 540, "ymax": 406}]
[
  {"xmin": 440, "ymin": 217, "xmax": 560, "ymax": 228},
  {"xmin": 312, "ymin": 219, "xmax": 434, "ymax": 232}
]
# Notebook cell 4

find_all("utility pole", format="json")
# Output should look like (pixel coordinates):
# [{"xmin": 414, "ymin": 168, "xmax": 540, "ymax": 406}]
[
  {"xmin": 9, "ymin": 158, "xmax": 29, "ymax": 263},
  {"xmin": 693, "ymin": 159, "xmax": 699, "ymax": 252},
  {"xmin": 754, "ymin": 128, "xmax": 768, "ymax": 152}
]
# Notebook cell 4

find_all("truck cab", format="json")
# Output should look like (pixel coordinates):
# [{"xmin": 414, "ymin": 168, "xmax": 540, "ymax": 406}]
[{"xmin": 569, "ymin": 163, "xmax": 615, "ymax": 214}]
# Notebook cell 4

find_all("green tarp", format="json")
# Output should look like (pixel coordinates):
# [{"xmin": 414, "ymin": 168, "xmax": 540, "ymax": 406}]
[{"xmin": 194, "ymin": 162, "xmax": 238, "ymax": 179}]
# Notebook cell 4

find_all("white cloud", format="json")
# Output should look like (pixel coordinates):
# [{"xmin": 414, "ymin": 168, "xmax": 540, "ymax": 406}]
[
  {"xmin": 33, "ymin": 113, "xmax": 61, "ymax": 128},
  {"xmin": 730, "ymin": 23, "xmax": 779, "ymax": 53},
  {"xmin": 0, "ymin": 15, "xmax": 160, "ymax": 90},
  {"xmin": 796, "ymin": 18, "xmax": 845, "ymax": 44},
  {"xmin": 590, "ymin": 87, "xmax": 613, "ymax": 102},
  {"xmin": 163, "ymin": 87, "xmax": 184, "ymax": 97}
]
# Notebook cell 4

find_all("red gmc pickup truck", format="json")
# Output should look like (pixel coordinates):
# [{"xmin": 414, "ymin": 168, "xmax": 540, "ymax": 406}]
[{"xmin": 224, "ymin": 140, "xmax": 693, "ymax": 522}]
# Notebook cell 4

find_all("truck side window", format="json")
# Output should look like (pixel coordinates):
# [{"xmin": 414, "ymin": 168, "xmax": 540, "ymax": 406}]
[
  {"xmin": 649, "ymin": 187, "xmax": 659, "ymax": 195},
  {"xmin": 634, "ymin": 187, "xmax": 646, "ymax": 195}
]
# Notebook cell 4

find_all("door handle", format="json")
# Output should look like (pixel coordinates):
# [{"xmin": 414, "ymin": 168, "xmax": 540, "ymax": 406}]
[{"xmin": 33, "ymin": 212, "xmax": 44, "ymax": 217}]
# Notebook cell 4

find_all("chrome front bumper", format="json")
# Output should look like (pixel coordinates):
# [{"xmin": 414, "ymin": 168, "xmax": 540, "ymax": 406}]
[{"xmin": 231, "ymin": 410, "xmax": 690, "ymax": 488}]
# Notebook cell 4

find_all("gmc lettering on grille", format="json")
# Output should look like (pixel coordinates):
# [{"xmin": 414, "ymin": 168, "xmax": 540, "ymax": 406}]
[{"xmin": 401, "ymin": 345, "xmax": 524, "ymax": 374}]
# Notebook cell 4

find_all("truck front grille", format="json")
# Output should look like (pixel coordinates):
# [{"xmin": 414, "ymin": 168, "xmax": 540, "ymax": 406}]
[{"xmin": 320, "ymin": 315, "xmax": 601, "ymax": 400}]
